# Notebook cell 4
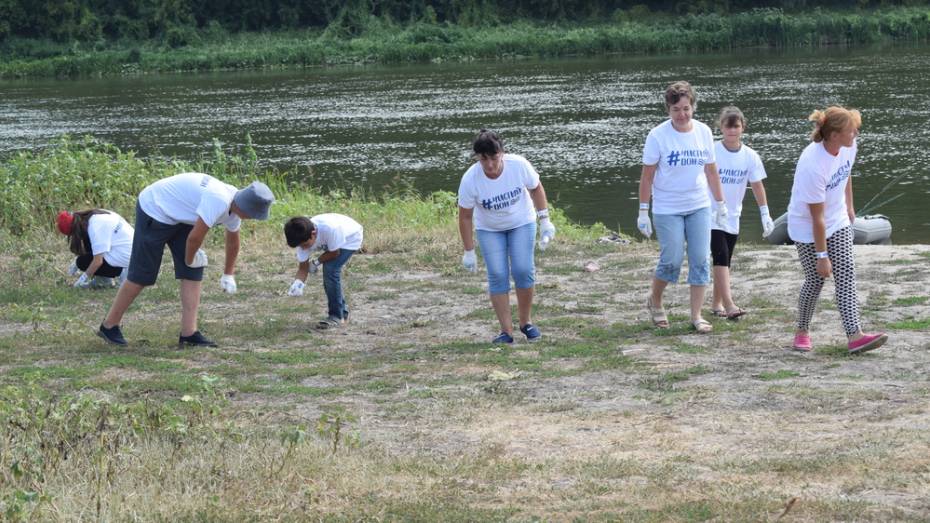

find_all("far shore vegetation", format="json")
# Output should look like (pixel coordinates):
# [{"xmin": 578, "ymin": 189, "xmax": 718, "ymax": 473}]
[{"xmin": 2, "ymin": 2, "xmax": 930, "ymax": 78}]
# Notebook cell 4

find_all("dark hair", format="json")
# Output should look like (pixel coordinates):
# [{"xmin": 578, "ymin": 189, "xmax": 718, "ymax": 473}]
[
  {"xmin": 664, "ymin": 81, "xmax": 696, "ymax": 109},
  {"xmin": 472, "ymin": 129, "xmax": 504, "ymax": 156},
  {"xmin": 717, "ymin": 106, "xmax": 747, "ymax": 129},
  {"xmin": 284, "ymin": 216, "xmax": 316, "ymax": 248},
  {"xmin": 67, "ymin": 209, "xmax": 110, "ymax": 256}
]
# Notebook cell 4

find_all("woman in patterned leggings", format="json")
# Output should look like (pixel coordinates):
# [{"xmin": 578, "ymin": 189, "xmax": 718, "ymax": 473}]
[{"xmin": 786, "ymin": 106, "xmax": 887, "ymax": 353}]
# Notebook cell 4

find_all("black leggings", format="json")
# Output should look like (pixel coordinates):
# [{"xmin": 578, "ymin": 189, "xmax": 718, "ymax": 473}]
[
  {"xmin": 795, "ymin": 226, "xmax": 860, "ymax": 336},
  {"xmin": 75, "ymin": 254, "xmax": 123, "ymax": 278}
]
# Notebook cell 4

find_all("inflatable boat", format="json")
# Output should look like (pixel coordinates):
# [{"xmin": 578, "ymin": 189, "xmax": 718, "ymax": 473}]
[{"xmin": 765, "ymin": 212, "xmax": 892, "ymax": 245}]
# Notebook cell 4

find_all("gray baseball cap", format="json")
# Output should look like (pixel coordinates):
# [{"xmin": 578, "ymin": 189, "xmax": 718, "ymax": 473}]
[{"xmin": 233, "ymin": 181, "xmax": 275, "ymax": 220}]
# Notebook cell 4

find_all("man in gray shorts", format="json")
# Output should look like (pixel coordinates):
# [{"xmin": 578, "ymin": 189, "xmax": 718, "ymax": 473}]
[{"xmin": 97, "ymin": 172, "xmax": 274, "ymax": 347}]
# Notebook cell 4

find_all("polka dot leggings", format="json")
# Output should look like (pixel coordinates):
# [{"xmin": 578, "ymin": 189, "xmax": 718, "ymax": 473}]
[{"xmin": 796, "ymin": 226, "xmax": 860, "ymax": 336}]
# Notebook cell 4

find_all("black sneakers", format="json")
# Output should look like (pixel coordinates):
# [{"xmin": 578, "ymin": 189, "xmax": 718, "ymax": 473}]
[
  {"xmin": 179, "ymin": 331, "xmax": 217, "ymax": 348},
  {"xmin": 97, "ymin": 324, "xmax": 127, "ymax": 346}
]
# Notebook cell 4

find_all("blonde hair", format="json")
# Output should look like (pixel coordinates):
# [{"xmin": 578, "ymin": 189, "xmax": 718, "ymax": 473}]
[{"xmin": 808, "ymin": 106, "xmax": 861, "ymax": 143}]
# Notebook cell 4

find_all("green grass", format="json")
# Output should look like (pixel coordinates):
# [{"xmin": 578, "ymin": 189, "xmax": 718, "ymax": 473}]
[
  {"xmin": 891, "ymin": 296, "xmax": 928, "ymax": 306},
  {"xmin": 886, "ymin": 317, "xmax": 930, "ymax": 330},
  {"xmin": 755, "ymin": 369, "xmax": 801, "ymax": 381}
]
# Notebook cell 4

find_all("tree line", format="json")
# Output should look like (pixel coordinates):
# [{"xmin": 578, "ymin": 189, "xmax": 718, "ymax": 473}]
[{"xmin": 2, "ymin": 0, "xmax": 929, "ymax": 44}]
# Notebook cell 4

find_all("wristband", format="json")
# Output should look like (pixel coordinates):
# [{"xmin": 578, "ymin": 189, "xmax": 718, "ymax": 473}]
[
  {"xmin": 312, "ymin": 259, "xmax": 322, "ymax": 267},
  {"xmin": 759, "ymin": 204, "xmax": 770, "ymax": 215},
  {"xmin": 815, "ymin": 251, "xmax": 829, "ymax": 259},
  {"xmin": 536, "ymin": 209, "xmax": 549, "ymax": 220},
  {"xmin": 639, "ymin": 202, "xmax": 650, "ymax": 211}
]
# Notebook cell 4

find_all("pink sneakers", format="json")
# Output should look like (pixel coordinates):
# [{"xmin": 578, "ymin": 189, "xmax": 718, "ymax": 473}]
[
  {"xmin": 848, "ymin": 332, "xmax": 888, "ymax": 354},
  {"xmin": 792, "ymin": 333, "xmax": 812, "ymax": 352}
]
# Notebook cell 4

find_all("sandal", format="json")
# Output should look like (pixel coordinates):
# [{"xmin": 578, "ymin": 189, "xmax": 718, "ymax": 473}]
[
  {"xmin": 726, "ymin": 308, "xmax": 746, "ymax": 321},
  {"xmin": 646, "ymin": 297, "xmax": 669, "ymax": 329},
  {"xmin": 711, "ymin": 309, "xmax": 727, "ymax": 318},
  {"xmin": 691, "ymin": 319, "xmax": 713, "ymax": 334},
  {"xmin": 315, "ymin": 317, "xmax": 342, "ymax": 330}
]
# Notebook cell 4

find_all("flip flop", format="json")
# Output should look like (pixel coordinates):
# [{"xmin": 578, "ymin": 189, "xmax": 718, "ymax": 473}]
[
  {"xmin": 646, "ymin": 297, "xmax": 669, "ymax": 329},
  {"xmin": 726, "ymin": 308, "xmax": 747, "ymax": 321}
]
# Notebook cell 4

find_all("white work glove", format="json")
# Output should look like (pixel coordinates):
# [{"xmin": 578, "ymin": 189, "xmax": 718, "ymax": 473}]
[
  {"xmin": 287, "ymin": 279, "xmax": 305, "ymax": 297},
  {"xmin": 759, "ymin": 205, "xmax": 775, "ymax": 238},
  {"xmin": 637, "ymin": 203, "xmax": 652, "ymax": 238},
  {"xmin": 73, "ymin": 273, "xmax": 91, "ymax": 288},
  {"xmin": 308, "ymin": 259, "xmax": 321, "ymax": 275},
  {"xmin": 188, "ymin": 248, "xmax": 208, "ymax": 268},
  {"xmin": 713, "ymin": 201, "xmax": 729, "ymax": 229},
  {"xmin": 537, "ymin": 209, "xmax": 556, "ymax": 250},
  {"xmin": 219, "ymin": 274, "xmax": 237, "ymax": 294},
  {"xmin": 68, "ymin": 260, "xmax": 79, "ymax": 276},
  {"xmin": 462, "ymin": 249, "xmax": 477, "ymax": 273}
]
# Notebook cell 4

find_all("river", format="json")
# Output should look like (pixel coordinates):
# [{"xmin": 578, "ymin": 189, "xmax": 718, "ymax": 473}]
[{"xmin": 1, "ymin": 45, "xmax": 927, "ymax": 242}]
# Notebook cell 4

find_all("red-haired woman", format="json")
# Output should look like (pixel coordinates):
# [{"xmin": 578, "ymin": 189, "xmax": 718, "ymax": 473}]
[
  {"xmin": 787, "ymin": 106, "xmax": 887, "ymax": 354},
  {"xmin": 57, "ymin": 209, "xmax": 134, "ymax": 288}
]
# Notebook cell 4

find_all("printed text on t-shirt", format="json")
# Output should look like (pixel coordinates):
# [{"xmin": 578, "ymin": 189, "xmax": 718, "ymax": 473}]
[
  {"xmin": 482, "ymin": 187, "xmax": 523, "ymax": 211},
  {"xmin": 667, "ymin": 149, "xmax": 708, "ymax": 167},
  {"xmin": 825, "ymin": 160, "xmax": 852, "ymax": 190},
  {"xmin": 719, "ymin": 168, "xmax": 748, "ymax": 185}
]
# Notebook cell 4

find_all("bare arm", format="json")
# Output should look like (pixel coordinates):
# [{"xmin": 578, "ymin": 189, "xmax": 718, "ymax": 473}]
[
  {"xmin": 750, "ymin": 181, "xmax": 769, "ymax": 207},
  {"xmin": 809, "ymin": 202, "xmax": 828, "ymax": 252},
  {"xmin": 224, "ymin": 229, "xmax": 240, "ymax": 275},
  {"xmin": 185, "ymin": 218, "xmax": 210, "ymax": 266},
  {"xmin": 84, "ymin": 254, "xmax": 105, "ymax": 278},
  {"xmin": 704, "ymin": 162, "xmax": 725, "ymax": 202},
  {"xmin": 529, "ymin": 181, "xmax": 549, "ymax": 211},
  {"xmin": 458, "ymin": 207, "xmax": 475, "ymax": 251},
  {"xmin": 295, "ymin": 260, "xmax": 309, "ymax": 281},
  {"xmin": 639, "ymin": 164, "xmax": 657, "ymax": 205},
  {"xmin": 845, "ymin": 177, "xmax": 855, "ymax": 224}
]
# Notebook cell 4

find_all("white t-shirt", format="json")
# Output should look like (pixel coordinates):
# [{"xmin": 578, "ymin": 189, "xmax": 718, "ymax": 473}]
[
  {"xmin": 642, "ymin": 119, "xmax": 717, "ymax": 214},
  {"xmin": 87, "ymin": 211, "xmax": 134, "ymax": 268},
  {"xmin": 138, "ymin": 172, "xmax": 241, "ymax": 232},
  {"xmin": 457, "ymin": 154, "xmax": 539, "ymax": 232},
  {"xmin": 295, "ymin": 213, "xmax": 364, "ymax": 262},
  {"xmin": 787, "ymin": 140, "xmax": 856, "ymax": 244},
  {"xmin": 710, "ymin": 142, "xmax": 767, "ymax": 234}
]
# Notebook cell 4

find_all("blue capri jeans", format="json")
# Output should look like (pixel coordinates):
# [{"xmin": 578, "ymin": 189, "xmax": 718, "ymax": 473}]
[
  {"xmin": 476, "ymin": 222, "xmax": 537, "ymax": 295},
  {"xmin": 653, "ymin": 206, "xmax": 711, "ymax": 286}
]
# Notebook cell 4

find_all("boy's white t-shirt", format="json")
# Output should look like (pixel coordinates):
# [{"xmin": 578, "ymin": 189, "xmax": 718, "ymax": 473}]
[
  {"xmin": 138, "ymin": 172, "xmax": 241, "ymax": 232},
  {"xmin": 87, "ymin": 211, "xmax": 134, "ymax": 268},
  {"xmin": 457, "ymin": 154, "xmax": 539, "ymax": 232},
  {"xmin": 642, "ymin": 119, "xmax": 717, "ymax": 214},
  {"xmin": 787, "ymin": 140, "xmax": 856, "ymax": 244},
  {"xmin": 709, "ymin": 142, "xmax": 767, "ymax": 234},
  {"xmin": 295, "ymin": 213, "xmax": 364, "ymax": 262}
]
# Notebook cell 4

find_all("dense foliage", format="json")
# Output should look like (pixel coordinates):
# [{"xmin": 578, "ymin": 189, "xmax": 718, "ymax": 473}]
[{"xmin": 2, "ymin": 0, "xmax": 929, "ymax": 44}]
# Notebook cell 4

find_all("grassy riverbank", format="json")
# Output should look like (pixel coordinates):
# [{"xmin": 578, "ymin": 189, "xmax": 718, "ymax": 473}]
[
  {"xmin": 2, "ymin": 7, "xmax": 930, "ymax": 78},
  {"xmin": 1, "ymin": 141, "xmax": 929, "ymax": 519}
]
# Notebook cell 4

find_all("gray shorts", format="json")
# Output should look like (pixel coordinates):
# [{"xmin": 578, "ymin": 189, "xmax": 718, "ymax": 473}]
[{"xmin": 126, "ymin": 203, "xmax": 204, "ymax": 286}]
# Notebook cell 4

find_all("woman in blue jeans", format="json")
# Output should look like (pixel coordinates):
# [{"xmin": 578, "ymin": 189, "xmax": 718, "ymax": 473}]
[
  {"xmin": 457, "ymin": 129, "xmax": 556, "ymax": 344},
  {"xmin": 637, "ymin": 81, "xmax": 729, "ymax": 333}
]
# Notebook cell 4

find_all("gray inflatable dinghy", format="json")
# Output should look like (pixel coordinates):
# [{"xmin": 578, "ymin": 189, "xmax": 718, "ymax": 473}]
[{"xmin": 765, "ymin": 213, "xmax": 892, "ymax": 245}]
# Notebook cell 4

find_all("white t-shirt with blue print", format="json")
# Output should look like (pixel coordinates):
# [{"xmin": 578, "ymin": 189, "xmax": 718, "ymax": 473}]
[
  {"xmin": 457, "ymin": 154, "xmax": 540, "ymax": 232},
  {"xmin": 787, "ymin": 139, "xmax": 857, "ymax": 244},
  {"xmin": 709, "ymin": 142, "xmax": 767, "ymax": 235},
  {"xmin": 295, "ymin": 213, "xmax": 364, "ymax": 262},
  {"xmin": 642, "ymin": 119, "xmax": 717, "ymax": 215},
  {"xmin": 87, "ymin": 211, "xmax": 134, "ymax": 268},
  {"xmin": 138, "ymin": 172, "xmax": 241, "ymax": 232}
]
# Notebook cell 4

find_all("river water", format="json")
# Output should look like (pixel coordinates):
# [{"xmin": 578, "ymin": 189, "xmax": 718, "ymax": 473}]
[{"xmin": 1, "ymin": 45, "xmax": 928, "ymax": 242}]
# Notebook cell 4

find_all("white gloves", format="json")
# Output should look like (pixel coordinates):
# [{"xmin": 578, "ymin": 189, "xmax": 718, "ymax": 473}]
[
  {"xmin": 309, "ymin": 259, "xmax": 321, "ymax": 275},
  {"xmin": 713, "ymin": 201, "xmax": 729, "ymax": 229},
  {"xmin": 287, "ymin": 279, "xmax": 305, "ymax": 297},
  {"xmin": 188, "ymin": 248, "xmax": 208, "ymax": 268},
  {"xmin": 220, "ymin": 274, "xmax": 237, "ymax": 294},
  {"xmin": 759, "ymin": 205, "xmax": 775, "ymax": 237},
  {"xmin": 74, "ymin": 273, "xmax": 91, "ymax": 288},
  {"xmin": 462, "ymin": 249, "xmax": 477, "ymax": 273},
  {"xmin": 537, "ymin": 209, "xmax": 556, "ymax": 250},
  {"xmin": 637, "ymin": 203, "xmax": 653, "ymax": 238}
]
